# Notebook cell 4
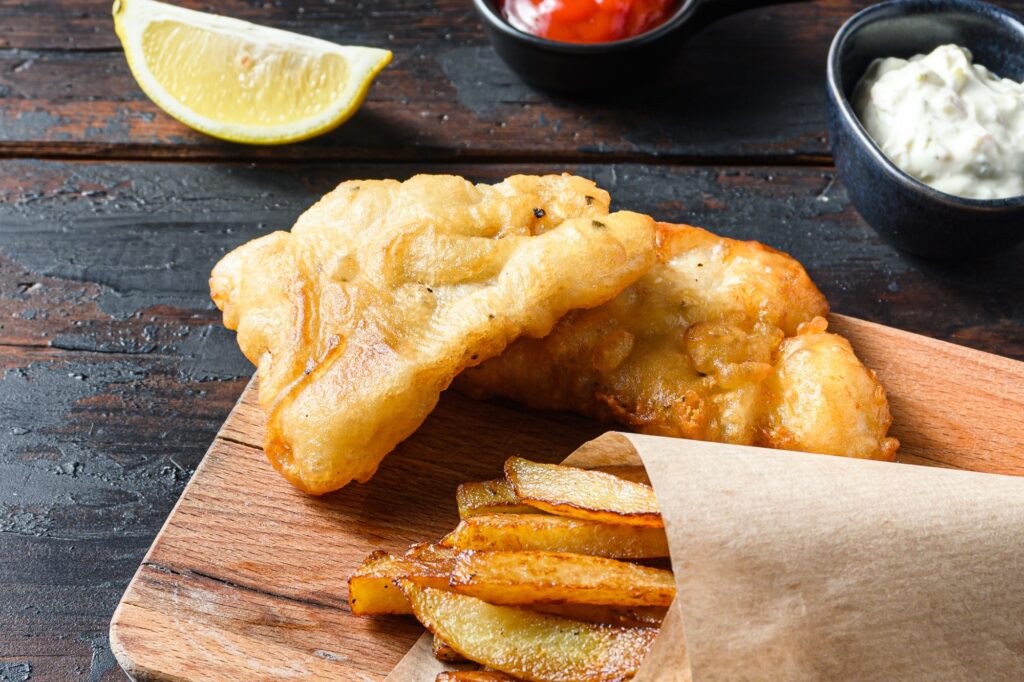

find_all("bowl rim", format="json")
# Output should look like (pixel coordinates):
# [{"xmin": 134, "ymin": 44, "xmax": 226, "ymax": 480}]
[
  {"xmin": 470, "ymin": 0, "xmax": 700, "ymax": 53},
  {"xmin": 827, "ymin": 0, "xmax": 1024, "ymax": 209}
]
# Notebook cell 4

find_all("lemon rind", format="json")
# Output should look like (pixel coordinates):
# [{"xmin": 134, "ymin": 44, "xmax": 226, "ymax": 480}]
[{"xmin": 113, "ymin": 0, "xmax": 392, "ymax": 145}]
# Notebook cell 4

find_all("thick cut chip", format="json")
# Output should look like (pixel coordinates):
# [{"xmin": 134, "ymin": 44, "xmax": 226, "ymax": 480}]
[
  {"xmin": 348, "ymin": 546, "xmax": 456, "ymax": 615},
  {"xmin": 348, "ymin": 551, "xmax": 412, "ymax": 615},
  {"xmin": 405, "ymin": 542, "xmax": 462, "ymax": 565},
  {"xmin": 400, "ymin": 582, "xmax": 658, "ymax": 682},
  {"xmin": 433, "ymin": 634, "xmax": 467, "ymax": 662},
  {"xmin": 211, "ymin": 174, "xmax": 657, "ymax": 493},
  {"xmin": 457, "ymin": 479, "xmax": 539, "ymax": 518},
  {"xmin": 457, "ymin": 223, "xmax": 899, "ymax": 461},
  {"xmin": 505, "ymin": 458, "xmax": 662, "ymax": 527},
  {"xmin": 441, "ymin": 514, "xmax": 669, "ymax": 559},
  {"xmin": 448, "ymin": 550, "xmax": 676, "ymax": 607},
  {"xmin": 457, "ymin": 465, "xmax": 649, "ymax": 518}
]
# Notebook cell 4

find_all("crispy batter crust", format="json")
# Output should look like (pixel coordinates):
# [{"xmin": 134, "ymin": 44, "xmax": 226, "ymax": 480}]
[
  {"xmin": 457, "ymin": 223, "xmax": 898, "ymax": 460},
  {"xmin": 210, "ymin": 174, "xmax": 657, "ymax": 494}
]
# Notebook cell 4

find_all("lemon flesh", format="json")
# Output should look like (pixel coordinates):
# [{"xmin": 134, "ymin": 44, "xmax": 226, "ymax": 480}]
[{"xmin": 113, "ymin": 0, "xmax": 391, "ymax": 144}]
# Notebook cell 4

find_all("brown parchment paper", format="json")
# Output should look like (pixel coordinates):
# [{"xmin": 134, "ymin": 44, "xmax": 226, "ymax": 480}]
[{"xmin": 386, "ymin": 432, "xmax": 1024, "ymax": 681}]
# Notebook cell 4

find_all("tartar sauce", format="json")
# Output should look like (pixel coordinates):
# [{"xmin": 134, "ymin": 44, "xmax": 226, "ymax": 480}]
[{"xmin": 853, "ymin": 44, "xmax": 1024, "ymax": 200}]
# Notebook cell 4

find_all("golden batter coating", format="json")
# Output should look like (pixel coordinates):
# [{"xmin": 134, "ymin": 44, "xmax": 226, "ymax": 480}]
[
  {"xmin": 456, "ymin": 223, "xmax": 898, "ymax": 460},
  {"xmin": 764, "ymin": 317, "xmax": 899, "ymax": 460},
  {"xmin": 210, "ymin": 174, "xmax": 657, "ymax": 494}
]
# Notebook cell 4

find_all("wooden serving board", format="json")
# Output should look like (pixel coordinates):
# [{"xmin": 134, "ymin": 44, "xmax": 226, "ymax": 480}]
[{"xmin": 109, "ymin": 314, "xmax": 1024, "ymax": 681}]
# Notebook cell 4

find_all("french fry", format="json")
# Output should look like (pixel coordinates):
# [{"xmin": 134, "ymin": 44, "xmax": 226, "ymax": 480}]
[
  {"xmin": 505, "ymin": 457, "xmax": 662, "ymax": 527},
  {"xmin": 433, "ymin": 633, "xmax": 468, "ymax": 663},
  {"xmin": 348, "ymin": 552, "xmax": 415, "ymax": 615},
  {"xmin": 406, "ymin": 542, "xmax": 461, "ymax": 564},
  {"xmin": 448, "ymin": 551, "xmax": 676, "ymax": 607},
  {"xmin": 442, "ymin": 514, "xmax": 669, "ymax": 559},
  {"xmin": 457, "ymin": 465, "xmax": 650, "ymax": 519},
  {"xmin": 348, "ymin": 546, "xmax": 457, "ymax": 615},
  {"xmin": 400, "ymin": 581, "xmax": 657, "ymax": 682},
  {"xmin": 457, "ymin": 479, "xmax": 539, "ymax": 518},
  {"xmin": 351, "ymin": 460, "xmax": 669, "ymax": 678},
  {"xmin": 436, "ymin": 671, "xmax": 523, "ymax": 681}
]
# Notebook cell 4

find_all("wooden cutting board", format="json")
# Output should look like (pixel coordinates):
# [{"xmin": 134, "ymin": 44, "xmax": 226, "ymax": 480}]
[{"xmin": 109, "ymin": 314, "xmax": 1024, "ymax": 681}]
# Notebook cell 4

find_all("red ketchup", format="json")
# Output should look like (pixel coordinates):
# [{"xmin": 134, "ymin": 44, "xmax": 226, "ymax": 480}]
[{"xmin": 501, "ymin": 0, "xmax": 678, "ymax": 44}]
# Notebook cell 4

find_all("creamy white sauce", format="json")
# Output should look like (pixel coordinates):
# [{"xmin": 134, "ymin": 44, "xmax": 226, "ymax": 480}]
[{"xmin": 853, "ymin": 44, "xmax": 1024, "ymax": 200}]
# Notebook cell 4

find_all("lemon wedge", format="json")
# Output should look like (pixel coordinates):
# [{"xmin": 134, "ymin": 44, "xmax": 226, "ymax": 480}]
[{"xmin": 112, "ymin": 0, "xmax": 391, "ymax": 145}]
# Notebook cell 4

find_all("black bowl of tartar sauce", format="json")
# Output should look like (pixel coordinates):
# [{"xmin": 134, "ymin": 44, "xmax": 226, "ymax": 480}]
[{"xmin": 827, "ymin": 0, "xmax": 1024, "ymax": 258}]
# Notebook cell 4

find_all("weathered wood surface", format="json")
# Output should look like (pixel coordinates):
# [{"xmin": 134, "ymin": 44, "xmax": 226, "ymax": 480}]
[
  {"xmin": 2, "ymin": 158, "xmax": 1022, "ymax": 680},
  {"xmin": 108, "ymin": 321, "xmax": 1024, "ymax": 681},
  {"xmin": 5, "ymin": 0, "xmax": 1021, "ymax": 160},
  {"xmin": 2, "ymin": 160, "xmax": 1021, "ymax": 357},
  {"xmin": 109, "ymin": 388, "xmax": 608, "ymax": 682},
  {"xmin": 2, "ymin": 0, "xmax": 1023, "ymax": 678}
]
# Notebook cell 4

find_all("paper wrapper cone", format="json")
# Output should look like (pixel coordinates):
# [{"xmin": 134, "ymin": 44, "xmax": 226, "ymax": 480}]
[{"xmin": 386, "ymin": 432, "xmax": 1024, "ymax": 681}]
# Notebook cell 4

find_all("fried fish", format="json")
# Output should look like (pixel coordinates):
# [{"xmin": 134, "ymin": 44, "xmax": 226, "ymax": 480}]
[
  {"xmin": 456, "ymin": 223, "xmax": 899, "ymax": 460},
  {"xmin": 210, "ymin": 174, "xmax": 657, "ymax": 494}
]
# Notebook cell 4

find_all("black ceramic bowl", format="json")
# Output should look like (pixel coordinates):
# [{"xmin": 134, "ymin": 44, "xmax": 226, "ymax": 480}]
[
  {"xmin": 472, "ymin": 0, "xmax": 806, "ymax": 93},
  {"xmin": 827, "ymin": 0, "xmax": 1024, "ymax": 258}
]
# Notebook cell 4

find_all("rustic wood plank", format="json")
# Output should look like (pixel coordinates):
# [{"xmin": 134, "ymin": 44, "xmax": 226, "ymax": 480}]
[
  {"xmin": 111, "ymin": 388, "xmax": 609, "ymax": 681},
  {"xmin": 109, "ymin": 319, "xmax": 1024, "ymax": 680},
  {"xmin": 0, "ymin": 0, "xmax": 484, "ymax": 51},
  {"xmin": 2, "ymin": 159, "xmax": 1020, "ymax": 358},
  {"xmin": 0, "ymin": 342, "xmax": 246, "ymax": 682},
  {"xmin": 113, "ymin": 563, "xmax": 421, "ymax": 680},
  {"xmin": 3, "ymin": 3, "xmax": 1018, "ymax": 677},
  {"xmin": 830, "ymin": 315, "xmax": 1024, "ymax": 474},
  {"xmin": 2, "ymin": 0, "xmax": 996, "ymax": 159},
  {"xmin": 2, "ymin": 158, "xmax": 1021, "ymax": 680},
  {"xmin": 1, "ymin": 534, "xmax": 143, "ymax": 682}
]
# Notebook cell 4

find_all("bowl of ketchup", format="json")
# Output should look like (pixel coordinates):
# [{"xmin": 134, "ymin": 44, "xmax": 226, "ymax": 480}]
[
  {"xmin": 473, "ymin": 0, "xmax": 807, "ymax": 92},
  {"xmin": 502, "ymin": 0, "xmax": 679, "ymax": 44}
]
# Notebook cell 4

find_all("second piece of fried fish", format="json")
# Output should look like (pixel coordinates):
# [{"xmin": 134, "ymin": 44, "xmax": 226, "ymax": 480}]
[
  {"xmin": 456, "ymin": 223, "xmax": 899, "ymax": 460},
  {"xmin": 210, "ymin": 174, "xmax": 657, "ymax": 494}
]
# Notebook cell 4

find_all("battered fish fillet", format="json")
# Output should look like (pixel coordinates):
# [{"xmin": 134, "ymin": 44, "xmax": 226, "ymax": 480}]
[
  {"xmin": 210, "ymin": 174, "xmax": 657, "ymax": 494},
  {"xmin": 456, "ymin": 223, "xmax": 899, "ymax": 460}
]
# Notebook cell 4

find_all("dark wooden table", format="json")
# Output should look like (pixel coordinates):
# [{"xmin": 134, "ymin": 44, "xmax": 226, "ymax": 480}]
[{"xmin": 1, "ymin": 1, "xmax": 1021, "ymax": 679}]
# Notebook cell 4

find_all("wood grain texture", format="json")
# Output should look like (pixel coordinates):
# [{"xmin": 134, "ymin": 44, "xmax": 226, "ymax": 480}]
[
  {"xmin": 2, "ymin": 1, "xmax": 1022, "ymax": 676},
  {"xmin": 111, "ymin": 388, "xmax": 609, "ymax": 681},
  {"xmin": 108, "ymin": 315, "xmax": 1024, "ymax": 680},
  {"xmin": 829, "ymin": 316, "xmax": 1024, "ymax": 475},
  {"xmin": 1, "ymin": 156, "xmax": 1021, "ymax": 680},
  {"xmin": 2, "ymin": 159, "xmax": 1020, "ymax": 360},
  {"xmin": 0, "ymin": 0, "xmax": 835, "ymax": 159},
  {"xmin": 5, "ymin": 0, "xmax": 1021, "ymax": 160}
]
